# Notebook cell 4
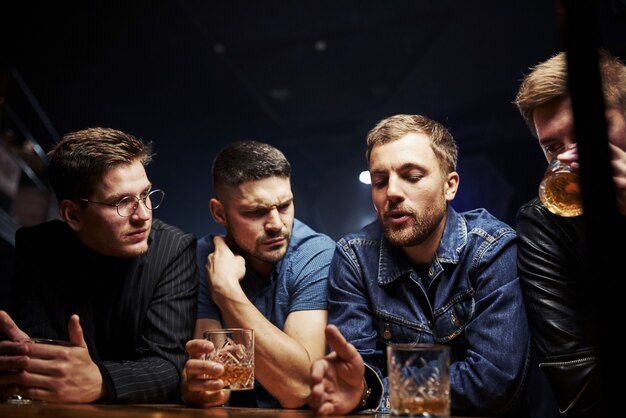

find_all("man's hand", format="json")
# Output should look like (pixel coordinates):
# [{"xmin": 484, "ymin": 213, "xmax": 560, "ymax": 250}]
[
  {"xmin": 180, "ymin": 338, "xmax": 229, "ymax": 408},
  {"xmin": 308, "ymin": 324, "xmax": 366, "ymax": 416},
  {"xmin": 0, "ymin": 314, "xmax": 104, "ymax": 403},
  {"xmin": 0, "ymin": 310, "xmax": 30, "ymax": 398},
  {"xmin": 609, "ymin": 143, "xmax": 626, "ymax": 215},
  {"xmin": 205, "ymin": 236, "xmax": 247, "ymax": 301}
]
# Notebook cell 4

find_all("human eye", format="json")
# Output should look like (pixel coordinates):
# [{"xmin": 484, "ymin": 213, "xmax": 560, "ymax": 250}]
[
  {"xmin": 277, "ymin": 201, "xmax": 292, "ymax": 212},
  {"xmin": 117, "ymin": 195, "xmax": 137, "ymax": 211},
  {"xmin": 245, "ymin": 208, "xmax": 267, "ymax": 218},
  {"xmin": 405, "ymin": 173, "xmax": 423, "ymax": 183},
  {"xmin": 370, "ymin": 175, "xmax": 387, "ymax": 189},
  {"xmin": 542, "ymin": 142, "xmax": 564, "ymax": 157}
]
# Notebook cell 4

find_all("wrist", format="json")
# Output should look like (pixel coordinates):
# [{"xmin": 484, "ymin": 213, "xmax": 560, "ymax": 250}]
[{"xmin": 357, "ymin": 376, "xmax": 372, "ymax": 410}]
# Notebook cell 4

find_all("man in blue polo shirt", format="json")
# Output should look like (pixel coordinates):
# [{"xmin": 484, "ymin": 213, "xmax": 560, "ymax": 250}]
[{"xmin": 180, "ymin": 140, "xmax": 335, "ymax": 409}]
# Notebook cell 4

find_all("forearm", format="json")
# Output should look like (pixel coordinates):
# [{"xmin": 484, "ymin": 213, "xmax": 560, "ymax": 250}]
[
  {"xmin": 217, "ymin": 300, "xmax": 316, "ymax": 408},
  {"xmin": 99, "ymin": 357, "xmax": 180, "ymax": 403}
]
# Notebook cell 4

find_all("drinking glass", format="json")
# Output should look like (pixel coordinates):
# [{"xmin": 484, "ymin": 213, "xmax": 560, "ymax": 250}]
[
  {"xmin": 203, "ymin": 328, "xmax": 254, "ymax": 390},
  {"xmin": 387, "ymin": 343, "xmax": 450, "ymax": 417},
  {"xmin": 538, "ymin": 159, "xmax": 583, "ymax": 217}
]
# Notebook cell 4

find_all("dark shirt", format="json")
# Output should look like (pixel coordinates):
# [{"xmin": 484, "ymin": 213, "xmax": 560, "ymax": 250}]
[{"xmin": 9, "ymin": 219, "xmax": 198, "ymax": 403}]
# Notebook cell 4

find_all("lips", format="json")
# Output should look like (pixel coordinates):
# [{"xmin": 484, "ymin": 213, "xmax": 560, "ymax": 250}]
[
  {"xmin": 127, "ymin": 228, "xmax": 148, "ymax": 241},
  {"xmin": 384, "ymin": 210, "xmax": 411, "ymax": 225},
  {"xmin": 263, "ymin": 237, "xmax": 286, "ymax": 247}
]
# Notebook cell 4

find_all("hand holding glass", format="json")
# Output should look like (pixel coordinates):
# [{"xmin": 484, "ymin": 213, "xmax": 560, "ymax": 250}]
[
  {"xmin": 5, "ymin": 338, "xmax": 71, "ymax": 405},
  {"xmin": 203, "ymin": 328, "xmax": 254, "ymax": 391},
  {"xmin": 538, "ymin": 159, "xmax": 583, "ymax": 217},
  {"xmin": 387, "ymin": 344, "xmax": 450, "ymax": 417}
]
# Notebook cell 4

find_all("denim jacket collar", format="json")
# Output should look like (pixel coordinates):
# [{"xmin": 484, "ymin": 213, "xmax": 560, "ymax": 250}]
[{"xmin": 377, "ymin": 207, "xmax": 465, "ymax": 286}]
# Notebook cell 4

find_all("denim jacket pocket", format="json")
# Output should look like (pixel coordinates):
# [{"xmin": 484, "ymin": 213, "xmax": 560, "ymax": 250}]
[
  {"xmin": 432, "ymin": 289, "xmax": 474, "ymax": 342},
  {"xmin": 373, "ymin": 310, "xmax": 430, "ymax": 344}
]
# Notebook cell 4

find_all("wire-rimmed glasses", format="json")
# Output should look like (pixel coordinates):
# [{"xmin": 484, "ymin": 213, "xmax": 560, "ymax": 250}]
[{"xmin": 75, "ymin": 189, "xmax": 165, "ymax": 217}]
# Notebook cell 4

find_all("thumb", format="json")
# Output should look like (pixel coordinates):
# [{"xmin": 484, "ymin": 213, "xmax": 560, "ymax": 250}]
[
  {"xmin": 0, "ymin": 310, "xmax": 30, "ymax": 341},
  {"xmin": 68, "ymin": 314, "xmax": 88, "ymax": 348}
]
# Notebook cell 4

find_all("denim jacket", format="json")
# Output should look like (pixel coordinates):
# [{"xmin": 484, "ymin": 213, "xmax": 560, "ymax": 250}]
[{"xmin": 328, "ymin": 207, "xmax": 530, "ymax": 416}]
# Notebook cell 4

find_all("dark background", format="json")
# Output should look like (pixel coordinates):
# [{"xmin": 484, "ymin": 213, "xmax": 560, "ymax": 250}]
[{"xmin": 2, "ymin": 0, "xmax": 625, "ymax": 241}]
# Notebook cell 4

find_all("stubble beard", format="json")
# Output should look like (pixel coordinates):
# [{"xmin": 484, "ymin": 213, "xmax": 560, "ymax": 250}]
[
  {"xmin": 382, "ymin": 202, "xmax": 446, "ymax": 248},
  {"xmin": 251, "ymin": 231, "xmax": 291, "ymax": 264}
]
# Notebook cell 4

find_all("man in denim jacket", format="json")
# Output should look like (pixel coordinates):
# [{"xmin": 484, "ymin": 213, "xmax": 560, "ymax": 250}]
[{"xmin": 308, "ymin": 114, "xmax": 530, "ymax": 416}]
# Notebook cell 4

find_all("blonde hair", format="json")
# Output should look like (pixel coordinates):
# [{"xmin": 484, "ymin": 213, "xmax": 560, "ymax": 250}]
[{"xmin": 514, "ymin": 50, "xmax": 626, "ymax": 138}]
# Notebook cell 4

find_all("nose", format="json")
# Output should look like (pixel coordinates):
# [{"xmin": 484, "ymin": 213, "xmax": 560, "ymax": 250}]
[
  {"xmin": 132, "ymin": 198, "xmax": 151, "ymax": 221},
  {"xmin": 386, "ymin": 174, "xmax": 404, "ymax": 202},
  {"xmin": 265, "ymin": 208, "xmax": 283, "ymax": 232}
]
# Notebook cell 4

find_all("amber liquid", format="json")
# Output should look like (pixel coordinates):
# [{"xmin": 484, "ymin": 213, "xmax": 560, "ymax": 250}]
[
  {"xmin": 538, "ymin": 170, "xmax": 583, "ymax": 217},
  {"xmin": 221, "ymin": 363, "xmax": 254, "ymax": 390},
  {"xmin": 391, "ymin": 396, "xmax": 450, "ymax": 416}
]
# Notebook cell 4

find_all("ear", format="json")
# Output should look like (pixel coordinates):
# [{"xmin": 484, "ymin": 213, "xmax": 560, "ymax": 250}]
[
  {"xmin": 209, "ymin": 198, "xmax": 227, "ymax": 227},
  {"xmin": 444, "ymin": 171, "xmax": 459, "ymax": 202},
  {"xmin": 59, "ymin": 200, "xmax": 83, "ymax": 231}
]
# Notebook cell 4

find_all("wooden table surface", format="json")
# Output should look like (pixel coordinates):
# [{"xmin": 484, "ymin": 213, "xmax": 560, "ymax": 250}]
[{"xmin": 0, "ymin": 402, "xmax": 488, "ymax": 417}]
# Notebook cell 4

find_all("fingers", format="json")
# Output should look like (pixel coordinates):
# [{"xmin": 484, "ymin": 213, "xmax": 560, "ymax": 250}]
[
  {"xmin": 556, "ymin": 146, "xmax": 578, "ymax": 164},
  {"xmin": 0, "ymin": 310, "xmax": 29, "ymax": 342},
  {"xmin": 185, "ymin": 339, "xmax": 214, "ymax": 359},
  {"xmin": 67, "ymin": 315, "xmax": 85, "ymax": 348},
  {"xmin": 212, "ymin": 235, "xmax": 229, "ymax": 252},
  {"xmin": 325, "ymin": 325, "xmax": 359, "ymax": 362},
  {"xmin": 310, "ymin": 355, "xmax": 333, "ymax": 383},
  {"xmin": 195, "ymin": 389, "xmax": 230, "ymax": 408}
]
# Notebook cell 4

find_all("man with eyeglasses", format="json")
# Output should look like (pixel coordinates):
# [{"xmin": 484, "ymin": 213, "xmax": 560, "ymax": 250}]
[{"xmin": 0, "ymin": 127, "xmax": 198, "ymax": 404}]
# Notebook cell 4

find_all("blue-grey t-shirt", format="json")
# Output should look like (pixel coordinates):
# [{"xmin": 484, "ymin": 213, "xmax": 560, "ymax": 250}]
[{"xmin": 196, "ymin": 218, "xmax": 336, "ymax": 408}]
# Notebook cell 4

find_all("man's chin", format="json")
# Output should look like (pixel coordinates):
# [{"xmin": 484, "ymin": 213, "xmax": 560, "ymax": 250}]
[
  {"xmin": 258, "ymin": 247, "xmax": 287, "ymax": 264},
  {"xmin": 117, "ymin": 242, "xmax": 149, "ymax": 258}
]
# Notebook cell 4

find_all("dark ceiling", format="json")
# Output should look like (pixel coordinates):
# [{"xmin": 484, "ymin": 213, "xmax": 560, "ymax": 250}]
[{"xmin": 3, "ymin": 1, "xmax": 626, "ymax": 240}]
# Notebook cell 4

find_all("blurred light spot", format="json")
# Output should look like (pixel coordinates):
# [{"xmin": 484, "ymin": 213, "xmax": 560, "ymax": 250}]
[
  {"xmin": 359, "ymin": 171, "xmax": 371, "ymax": 184},
  {"xmin": 314, "ymin": 40, "xmax": 327, "ymax": 51}
]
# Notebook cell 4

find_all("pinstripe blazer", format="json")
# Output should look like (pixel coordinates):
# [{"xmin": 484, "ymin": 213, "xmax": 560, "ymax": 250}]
[{"xmin": 10, "ymin": 219, "xmax": 198, "ymax": 403}]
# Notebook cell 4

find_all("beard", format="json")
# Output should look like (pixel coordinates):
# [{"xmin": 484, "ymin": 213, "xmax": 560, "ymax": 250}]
[
  {"xmin": 381, "ymin": 200, "xmax": 447, "ymax": 247},
  {"xmin": 249, "ymin": 229, "xmax": 291, "ymax": 264}
]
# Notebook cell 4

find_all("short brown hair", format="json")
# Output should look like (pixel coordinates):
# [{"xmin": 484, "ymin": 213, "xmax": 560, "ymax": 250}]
[
  {"xmin": 366, "ymin": 114, "xmax": 458, "ymax": 174},
  {"xmin": 48, "ymin": 127, "xmax": 154, "ymax": 202}
]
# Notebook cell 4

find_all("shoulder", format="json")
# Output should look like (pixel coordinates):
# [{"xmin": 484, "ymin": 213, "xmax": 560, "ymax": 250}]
[
  {"xmin": 149, "ymin": 219, "xmax": 196, "ymax": 249},
  {"xmin": 458, "ymin": 207, "xmax": 515, "ymax": 239},
  {"xmin": 336, "ymin": 220, "xmax": 382, "ymax": 248},
  {"xmin": 196, "ymin": 233, "xmax": 216, "ymax": 258},
  {"xmin": 515, "ymin": 197, "xmax": 584, "ymax": 242},
  {"xmin": 289, "ymin": 219, "xmax": 336, "ymax": 254}
]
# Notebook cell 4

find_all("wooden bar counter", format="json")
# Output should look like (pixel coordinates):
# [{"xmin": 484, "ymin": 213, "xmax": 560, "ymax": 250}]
[{"xmin": 0, "ymin": 402, "xmax": 488, "ymax": 418}]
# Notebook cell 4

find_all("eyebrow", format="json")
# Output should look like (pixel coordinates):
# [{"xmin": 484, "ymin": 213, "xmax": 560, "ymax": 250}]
[
  {"xmin": 104, "ymin": 184, "xmax": 152, "ymax": 202},
  {"xmin": 370, "ymin": 162, "xmax": 423, "ymax": 175},
  {"xmin": 243, "ymin": 197, "xmax": 293, "ymax": 210}
]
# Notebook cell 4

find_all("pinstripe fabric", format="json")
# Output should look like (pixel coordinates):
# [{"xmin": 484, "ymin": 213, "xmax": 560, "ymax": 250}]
[{"xmin": 9, "ymin": 219, "xmax": 198, "ymax": 403}]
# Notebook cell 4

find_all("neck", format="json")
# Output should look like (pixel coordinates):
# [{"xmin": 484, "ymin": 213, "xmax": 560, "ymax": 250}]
[{"xmin": 402, "ymin": 216, "xmax": 447, "ymax": 266}]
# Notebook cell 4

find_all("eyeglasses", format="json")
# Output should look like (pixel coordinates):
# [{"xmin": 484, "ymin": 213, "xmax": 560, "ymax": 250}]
[{"xmin": 75, "ymin": 189, "xmax": 165, "ymax": 217}]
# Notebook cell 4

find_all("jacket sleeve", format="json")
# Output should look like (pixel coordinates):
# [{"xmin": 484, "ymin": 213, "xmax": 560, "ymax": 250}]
[
  {"xmin": 98, "ymin": 230, "xmax": 198, "ymax": 403},
  {"xmin": 516, "ymin": 201, "xmax": 600, "ymax": 416},
  {"xmin": 448, "ymin": 228, "xmax": 530, "ymax": 416}
]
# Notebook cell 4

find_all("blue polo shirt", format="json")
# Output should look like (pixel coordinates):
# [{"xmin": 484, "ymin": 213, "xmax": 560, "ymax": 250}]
[{"xmin": 196, "ymin": 218, "xmax": 336, "ymax": 408}]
